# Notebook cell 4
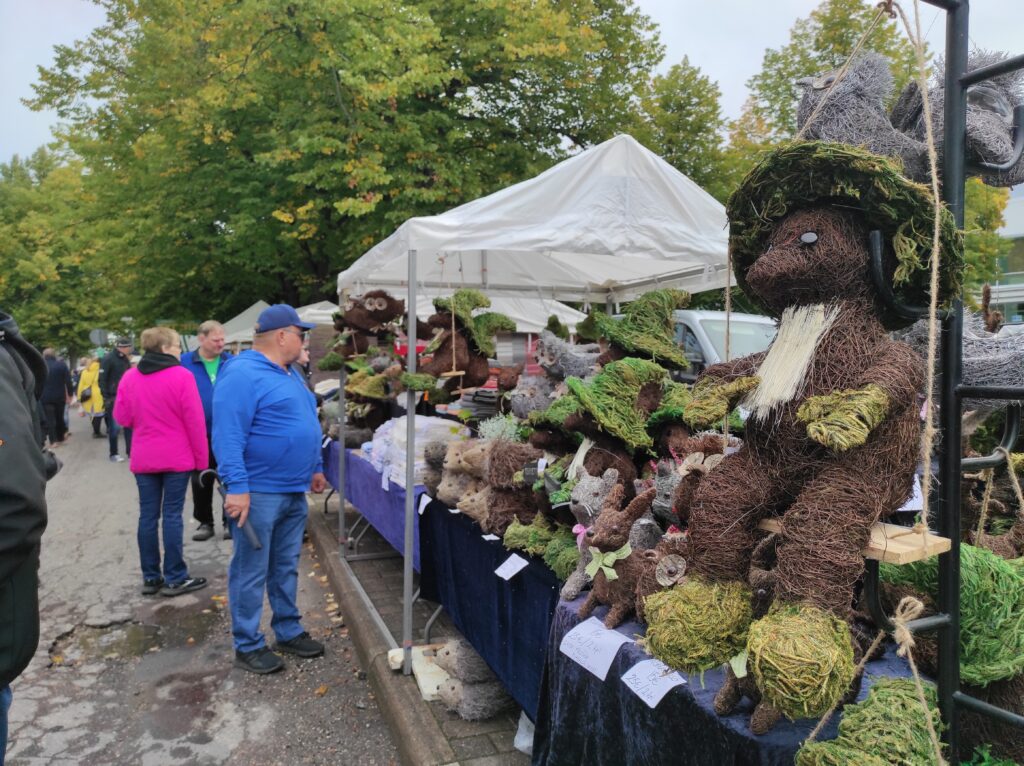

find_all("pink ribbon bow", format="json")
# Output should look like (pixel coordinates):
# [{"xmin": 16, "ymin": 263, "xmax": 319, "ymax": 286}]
[{"xmin": 572, "ymin": 524, "xmax": 589, "ymax": 551}]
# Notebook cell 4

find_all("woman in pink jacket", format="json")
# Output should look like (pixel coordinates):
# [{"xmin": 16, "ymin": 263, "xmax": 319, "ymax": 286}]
[{"xmin": 114, "ymin": 327, "xmax": 209, "ymax": 597}]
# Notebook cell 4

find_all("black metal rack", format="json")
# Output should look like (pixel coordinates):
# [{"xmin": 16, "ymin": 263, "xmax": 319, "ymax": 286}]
[{"xmin": 862, "ymin": 1, "xmax": 1024, "ymax": 756}]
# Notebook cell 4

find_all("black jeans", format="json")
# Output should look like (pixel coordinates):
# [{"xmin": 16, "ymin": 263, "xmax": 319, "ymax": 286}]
[
  {"xmin": 190, "ymin": 444, "xmax": 224, "ymax": 526},
  {"xmin": 42, "ymin": 401, "xmax": 67, "ymax": 445}
]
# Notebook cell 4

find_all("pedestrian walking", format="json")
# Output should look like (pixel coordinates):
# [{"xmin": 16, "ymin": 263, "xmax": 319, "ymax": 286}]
[
  {"xmin": 76, "ymin": 356, "xmax": 105, "ymax": 438},
  {"xmin": 39, "ymin": 348, "xmax": 73, "ymax": 447},
  {"xmin": 180, "ymin": 320, "xmax": 233, "ymax": 542},
  {"xmin": 99, "ymin": 338, "xmax": 134, "ymax": 462},
  {"xmin": 0, "ymin": 311, "xmax": 57, "ymax": 762},
  {"xmin": 113, "ymin": 327, "xmax": 209, "ymax": 597},
  {"xmin": 213, "ymin": 304, "xmax": 327, "ymax": 674}
]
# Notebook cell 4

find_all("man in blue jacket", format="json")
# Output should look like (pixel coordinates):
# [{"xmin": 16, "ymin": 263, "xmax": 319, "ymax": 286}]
[
  {"xmin": 212, "ymin": 304, "xmax": 327, "ymax": 674},
  {"xmin": 180, "ymin": 320, "xmax": 233, "ymax": 541}
]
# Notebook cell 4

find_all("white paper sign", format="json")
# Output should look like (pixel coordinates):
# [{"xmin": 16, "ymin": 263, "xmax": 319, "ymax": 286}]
[
  {"xmin": 417, "ymin": 494, "xmax": 431, "ymax": 516},
  {"xmin": 482, "ymin": 534, "xmax": 500, "ymax": 541},
  {"xmin": 898, "ymin": 474, "xmax": 924, "ymax": 512},
  {"xmin": 537, "ymin": 457, "xmax": 548, "ymax": 473},
  {"xmin": 621, "ymin": 658, "xmax": 686, "ymax": 708},
  {"xmin": 495, "ymin": 553, "xmax": 529, "ymax": 580},
  {"xmin": 558, "ymin": 616, "xmax": 632, "ymax": 681}
]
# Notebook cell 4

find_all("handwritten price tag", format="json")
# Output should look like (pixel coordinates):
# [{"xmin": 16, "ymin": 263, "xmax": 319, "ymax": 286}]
[
  {"xmin": 621, "ymin": 658, "xmax": 686, "ymax": 708},
  {"xmin": 558, "ymin": 616, "xmax": 632, "ymax": 680},
  {"xmin": 495, "ymin": 554, "xmax": 529, "ymax": 580}
]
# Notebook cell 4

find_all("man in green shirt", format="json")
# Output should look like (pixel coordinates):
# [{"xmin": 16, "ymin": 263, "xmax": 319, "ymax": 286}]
[{"xmin": 180, "ymin": 320, "xmax": 233, "ymax": 540}]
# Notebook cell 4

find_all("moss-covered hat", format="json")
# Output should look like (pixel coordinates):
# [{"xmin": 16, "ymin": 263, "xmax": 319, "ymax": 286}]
[
  {"xmin": 564, "ymin": 357, "xmax": 669, "ymax": 451},
  {"xmin": 431, "ymin": 289, "xmax": 515, "ymax": 358},
  {"xmin": 646, "ymin": 380, "xmax": 694, "ymax": 432},
  {"xmin": 727, "ymin": 141, "xmax": 963, "ymax": 326},
  {"xmin": 345, "ymin": 368, "xmax": 389, "ymax": 400},
  {"xmin": 590, "ymin": 289, "xmax": 690, "ymax": 369}
]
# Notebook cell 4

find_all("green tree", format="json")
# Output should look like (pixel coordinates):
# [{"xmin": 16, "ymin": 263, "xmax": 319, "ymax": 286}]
[
  {"xmin": 0, "ymin": 149, "xmax": 121, "ymax": 354},
  {"xmin": 28, "ymin": 0, "xmax": 663, "ymax": 326},
  {"xmin": 963, "ymin": 178, "xmax": 1012, "ymax": 305},
  {"xmin": 745, "ymin": 0, "xmax": 918, "ymax": 139},
  {"xmin": 634, "ymin": 56, "xmax": 728, "ymax": 199}
]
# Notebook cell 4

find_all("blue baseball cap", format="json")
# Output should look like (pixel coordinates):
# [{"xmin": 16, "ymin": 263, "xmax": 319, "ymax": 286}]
[{"xmin": 255, "ymin": 304, "xmax": 315, "ymax": 333}]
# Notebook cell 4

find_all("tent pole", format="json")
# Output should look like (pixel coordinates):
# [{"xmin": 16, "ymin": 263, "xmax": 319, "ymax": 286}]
[
  {"xmin": 338, "ymin": 354, "xmax": 347, "ymax": 557},
  {"xmin": 402, "ymin": 249, "xmax": 418, "ymax": 675}
]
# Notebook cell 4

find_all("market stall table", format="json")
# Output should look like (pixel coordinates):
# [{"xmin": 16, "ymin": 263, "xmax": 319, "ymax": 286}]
[
  {"xmin": 419, "ymin": 502, "xmax": 561, "ymax": 721},
  {"xmin": 323, "ymin": 442, "xmax": 424, "ymax": 572},
  {"xmin": 532, "ymin": 596, "xmax": 915, "ymax": 766}
]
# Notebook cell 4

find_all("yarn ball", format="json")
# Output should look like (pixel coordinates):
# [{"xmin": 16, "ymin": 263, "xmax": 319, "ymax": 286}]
[
  {"xmin": 747, "ymin": 605, "xmax": 855, "ymax": 721},
  {"xmin": 640, "ymin": 577, "xmax": 752, "ymax": 673}
]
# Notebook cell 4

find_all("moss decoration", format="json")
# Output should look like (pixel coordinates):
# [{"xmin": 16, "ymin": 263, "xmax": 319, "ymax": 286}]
[
  {"xmin": 797, "ymin": 384, "xmax": 890, "ymax": 452},
  {"xmin": 746, "ymin": 605, "xmax": 855, "ymax": 721},
  {"xmin": 683, "ymin": 376, "xmax": 761, "ymax": 430},
  {"xmin": 430, "ymin": 289, "xmax": 516, "ymax": 358},
  {"xmin": 545, "ymin": 314, "xmax": 570, "ymax": 340},
  {"xmin": 399, "ymin": 372, "xmax": 438, "ymax": 391},
  {"xmin": 640, "ymin": 577, "xmax": 753, "ymax": 673},
  {"xmin": 880, "ymin": 544, "xmax": 1024, "ymax": 686},
  {"xmin": 565, "ymin": 357, "xmax": 669, "ymax": 451},
  {"xmin": 317, "ymin": 351, "xmax": 344, "ymax": 371},
  {"xmin": 590, "ymin": 289, "xmax": 691, "ymax": 369},
  {"xmin": 345, "ymin": 369, "xmax": 390, "ymax": 400},
  {"xmin": 543, "ymin": 528, "xmax": 582, "ymax": 580},
  {"xmin": 795, "ymin": 679, "xmax": 943, "ymax": 766},
  {"xmin": 727, "ymin": 141, "xmax": 963, "ymax": 327}
]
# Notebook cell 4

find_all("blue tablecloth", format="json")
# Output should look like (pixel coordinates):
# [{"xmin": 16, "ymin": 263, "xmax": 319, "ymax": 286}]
[
  {"xmin": 532, "ymin": 597, "xmax": 915, "ymax": 766},
  {"xmin": 419, "ymin": 503, "xmax": 561, "ymax": 721},
  {"xmin": 323, "ymin": 442, "xmax": 423, "ymax": 572}
]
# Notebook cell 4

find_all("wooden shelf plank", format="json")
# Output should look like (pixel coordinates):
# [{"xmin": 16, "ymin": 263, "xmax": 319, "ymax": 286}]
[{"xmin": 757, "ymin": 518, "xmax": 951, "ymax": 565}]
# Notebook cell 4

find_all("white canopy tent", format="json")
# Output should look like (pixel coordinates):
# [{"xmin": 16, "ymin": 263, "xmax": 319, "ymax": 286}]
[
  {"xmin": 334, "ymin": 134, "xmax": 731, "ymax": 673},
  {"xmin": 413, "ymin": 294, "xmax": 585, "ymax": 334},
  {"xmin": 337, "ymin": 134, "xmax": 730, "ymax": 302},
  {"xmin": 297, "ymin": 300, "xmax": 339, "ymax": 326}
]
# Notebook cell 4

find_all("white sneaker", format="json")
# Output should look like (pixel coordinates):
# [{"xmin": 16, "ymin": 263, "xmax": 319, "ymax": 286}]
[{"xmin": 109, "ymin": 455, "xmax": 125, "ymax": 463}]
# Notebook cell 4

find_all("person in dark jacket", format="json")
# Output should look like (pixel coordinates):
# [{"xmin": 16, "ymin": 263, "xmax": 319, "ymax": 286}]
[
  {"xmin": 98, "ymin": 338, "xmax": 134, "ymax": 462},
  {"xmin": 40, "ymin": 348, "xmax": 73, "ymax": 447},
  {"xmin": 0, "ymin": 310, "xmax": 54, "ymax": 759},
  {"xmin": 179, "ymin": 320, "xmax": 232, "ymax": 541}
]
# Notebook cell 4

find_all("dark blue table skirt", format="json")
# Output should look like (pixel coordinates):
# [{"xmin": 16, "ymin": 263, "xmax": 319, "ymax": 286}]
[
  {"xmin": 419, "ymin": 503, "xmax": 561, "ymax": 721},
  {"xmin": 323, "ymin": 442, "xmax": 423, "ymax": 572},
  {"xmin": 532, "ymin": 597, "xmax": 915, "ymax": 766}
]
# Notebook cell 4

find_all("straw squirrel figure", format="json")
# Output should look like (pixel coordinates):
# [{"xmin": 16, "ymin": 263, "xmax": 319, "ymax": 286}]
[
  {"xmin": 562, "ymin": 468, "xmax": 621, "ymax": 602},
  {"xmin": 536, "ymin": 330, "xmax": 601, "ymax": 380}
]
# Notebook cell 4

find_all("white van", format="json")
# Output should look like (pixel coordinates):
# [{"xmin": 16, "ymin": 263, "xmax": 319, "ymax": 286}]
[{"xmin": 671, "ymin": 310, "xmax": 777, "ymax": 382}]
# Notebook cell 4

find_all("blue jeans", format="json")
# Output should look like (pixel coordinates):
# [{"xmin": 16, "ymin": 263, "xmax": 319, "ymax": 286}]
[
  {"xmin": 228, "ymin": 492, "xmax": 308, "ymax": 652},
  {"xmin": 135, "ymin": 472, "xmax": 191, "ymax": 584},
  {"xmin": 106, "ymin": 405, "xmax": 132, "ymax": 457},
  {"xmin": 1, "ymin": 684, "xmax": 11, "ymax": 765}
]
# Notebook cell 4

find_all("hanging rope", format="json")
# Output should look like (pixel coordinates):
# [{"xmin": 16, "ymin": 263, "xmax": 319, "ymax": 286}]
[
  {"xmin": 975, "ymin": 467, "xmax": 996, "ymax": 543},
  {"xmin": 996, "ymin": 446, "xmax": 1024, "ymax": 519},
  {"xmin": 802, "ymin": 597, "xmax": 946, "ymax": 764},
  {"xmin": 723, "ymin": 250, "xmax": 732, "ymax": 439}
]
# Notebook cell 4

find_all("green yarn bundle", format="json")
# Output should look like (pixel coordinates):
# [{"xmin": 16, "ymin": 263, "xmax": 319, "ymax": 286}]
[
  {"xmin": 640, "ymin": 578, "xmax": 753, "ymax": 673},
  {"xmin": 796, "ymin": 679, "xmax": 943, "ymax": 766},
  {"xmin": 797, "ymin": 384, "xmax": 890, "ymax": 453},
  {"xmin": 880, "ymin": 544, "xmax": 1024, "ymax": 685},
  {"xmin": 747, "ymin": 605, "xmax": 855, "ymax": 721}
]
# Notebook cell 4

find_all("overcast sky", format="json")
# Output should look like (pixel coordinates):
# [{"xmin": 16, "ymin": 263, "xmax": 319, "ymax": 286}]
[{"xmin": 2, "ymin": 1, "xmax": 1022, "ymax": 163}]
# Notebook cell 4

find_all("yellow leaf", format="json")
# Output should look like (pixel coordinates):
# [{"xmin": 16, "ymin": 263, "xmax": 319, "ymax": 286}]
[
  {"xmin": 272, "ymin": 210, "xmax": 295, "ymax": 224},
  {"xmin": 314, "ymin": 684, "xmax": 329, "ymax": 697}
]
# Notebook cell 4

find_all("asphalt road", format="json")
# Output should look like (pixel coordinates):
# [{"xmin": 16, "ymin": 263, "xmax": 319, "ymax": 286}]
[{"xmin": 5, "ymin": 410, "xmax": 400, "ymax": 765}]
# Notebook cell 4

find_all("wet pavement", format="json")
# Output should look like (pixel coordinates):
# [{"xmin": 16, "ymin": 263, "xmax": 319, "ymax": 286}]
[{"xmin": 5, "ymin": 414, "xmax": 400, "ymax": 765}]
